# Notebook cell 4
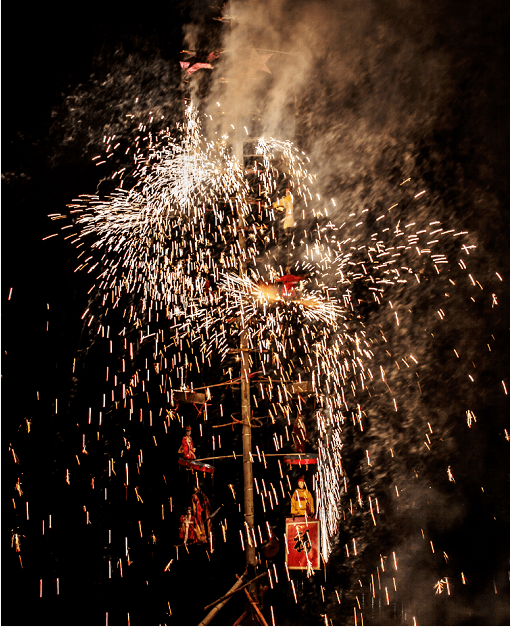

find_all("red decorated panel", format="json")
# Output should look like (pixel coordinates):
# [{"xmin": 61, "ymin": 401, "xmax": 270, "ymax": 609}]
[{"xmin": 285, "ymin": 517, "xmax": 320, "ymax": 570}]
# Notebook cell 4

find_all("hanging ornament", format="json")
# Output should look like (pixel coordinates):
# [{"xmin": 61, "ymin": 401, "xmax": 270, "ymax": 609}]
[{"xmin": 285, "ymin": 517, "xmax": 320, "ymax": 572}]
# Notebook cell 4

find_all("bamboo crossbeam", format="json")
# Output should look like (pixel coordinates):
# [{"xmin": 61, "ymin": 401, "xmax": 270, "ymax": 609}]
[
  {"xmin": 260, "ymin": 453, "xmax": 317, "ymax": 457},
  {"xmin": 212, "ymin": 421, "xmax": 242, "ymax": 429},
  {"xmin": 193, "ymin": 454, "xmax": 238, "ymax": 462},
  {"xmin": 193, "ymin": 452, "xmax": 317, "ymax": 463}
]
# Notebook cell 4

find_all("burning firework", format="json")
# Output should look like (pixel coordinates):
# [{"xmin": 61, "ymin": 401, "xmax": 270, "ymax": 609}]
[
  {"xmin": 18, "ymin": 83, "xmax": 500, "ymax": 627},
  {"xmin": 49, "ymin": 105, "xmax": 491, "ymax": 567}
]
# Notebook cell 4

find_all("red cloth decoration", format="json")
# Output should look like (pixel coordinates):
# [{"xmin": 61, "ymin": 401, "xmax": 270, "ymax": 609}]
[
  {"xmin": 187, "ymin": 62, "xmax": 213, "ymax": 75},
  {"xmin": 276, "ymin": 274, "xmax": 306, "ymax": 297}
]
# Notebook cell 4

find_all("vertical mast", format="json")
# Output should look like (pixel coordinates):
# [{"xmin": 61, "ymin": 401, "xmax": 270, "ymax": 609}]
[
  {"xmin": 239, "ymin": 203, "xmax": 256, "ymax": 584},
  {"xmin": 230, "ymin": 0, "xmax": 257, "ymax": 594}
]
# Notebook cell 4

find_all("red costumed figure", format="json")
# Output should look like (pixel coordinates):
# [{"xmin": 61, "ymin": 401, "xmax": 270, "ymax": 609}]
[
  {"xmin": 276, "ymin": 266, "xmax": 306, "ymax": 299},
  {"xmin": 178, "ymin": 425, "xmax": 196, "ymax": 460},
  {"xmin": 191, "ymin": 487, "xmax": 214, "ymax": 546},
  {"xmin": 292, "ymin": 414, "xmax": 308, "ymax": 453}
]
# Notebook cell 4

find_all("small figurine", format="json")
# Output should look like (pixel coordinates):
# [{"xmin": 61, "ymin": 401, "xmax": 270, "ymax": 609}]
[
  {"xmin": 273, "ymin": 189, "xmax": 295, "ymax": 230},
  {"xmin": 290, "ymin": 476, "xmax": 314, "ymax": 517},
  {"xmin": 179, "ymin": 507, "xmax": 197, "ymax": 544},
  {"xmin": 178, "ymin": 425, "xmax": 196, "ymax": 460},
  {"xmin": 191, "ymin": 486, "xmax": 214, "ymax": 545},
  {"xmin": 292, "ymin": 413, "xmax": 308, "ymax": 453}
]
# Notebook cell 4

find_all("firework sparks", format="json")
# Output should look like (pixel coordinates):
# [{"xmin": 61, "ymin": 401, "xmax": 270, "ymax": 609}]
[{"xmin": 34, "ymin": 96, "xmax": 507, "ymax": 627}]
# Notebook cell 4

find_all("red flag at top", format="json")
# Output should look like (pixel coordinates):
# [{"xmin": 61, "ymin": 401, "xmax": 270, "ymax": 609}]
[{"xmin": 186, "ymin": 62, "xmax": 214, "ymax": 75}]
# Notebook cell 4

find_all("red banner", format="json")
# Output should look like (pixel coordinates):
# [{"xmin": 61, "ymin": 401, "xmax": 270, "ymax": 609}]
[{"xmin": 285, "ymin": 517, "xmax": 320, "ymax": 570}]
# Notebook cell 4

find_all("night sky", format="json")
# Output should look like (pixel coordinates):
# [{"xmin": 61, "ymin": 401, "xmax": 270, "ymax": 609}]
[{"xmin": 3, "ymin": 1, "xmax": 510, "ymax": 626}]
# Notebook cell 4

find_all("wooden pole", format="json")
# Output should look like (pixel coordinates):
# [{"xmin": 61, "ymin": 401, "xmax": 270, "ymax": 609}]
[
  {"xmin": 233, "ymin": 610, "xmax": 249, "ymax": 625},
  {"xmin": 229, "ymin": 0, "xmax": 257, "ymax": 601},
  {"xmin": 240, "ymin": 235, "xmax": 257, "ymax": 592}
]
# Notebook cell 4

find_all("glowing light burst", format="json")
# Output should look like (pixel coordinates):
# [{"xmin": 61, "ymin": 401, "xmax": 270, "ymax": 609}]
[
  {"xmin": 213, "ymin": 272, "xmax": 345, "ymax": 324},
  {"xmin": 51, "ymin": 103, "xmax": 489, "ymax": 572}
]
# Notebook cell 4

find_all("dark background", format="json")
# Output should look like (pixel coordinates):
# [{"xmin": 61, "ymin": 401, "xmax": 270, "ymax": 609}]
[{"xmin": 3, "ymin": 1, "xmax": 510, "ymax": 625}]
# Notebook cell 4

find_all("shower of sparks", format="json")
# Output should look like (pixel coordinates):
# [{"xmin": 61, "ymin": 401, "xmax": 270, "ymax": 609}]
[{"xmin": 29, "ymin": 100, "xmax": 504, "ymax": 625}]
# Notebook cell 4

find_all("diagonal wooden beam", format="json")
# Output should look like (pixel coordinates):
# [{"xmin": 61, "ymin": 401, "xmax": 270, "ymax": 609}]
[
  {"xmin": 233, "ymin": 610, "xmax": 248, "ymax": 626},
  {"xmin": 241, "ymin": 584, "xmax": 268, "ymax": 626}
]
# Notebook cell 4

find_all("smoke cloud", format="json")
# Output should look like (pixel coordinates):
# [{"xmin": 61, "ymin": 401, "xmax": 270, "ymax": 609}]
[{"xmin": 200, "ymin": 0, "xmax": 454, "ymax": 201}]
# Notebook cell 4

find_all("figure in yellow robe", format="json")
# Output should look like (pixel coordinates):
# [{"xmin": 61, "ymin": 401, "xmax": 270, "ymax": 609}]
[
  {"xmin": 290, "ymin": 476, "xmax": 314, "ymax": 516},
  {"xmin": 273, "ymin": 189, "xmax": 295, "ymax": 230}
]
